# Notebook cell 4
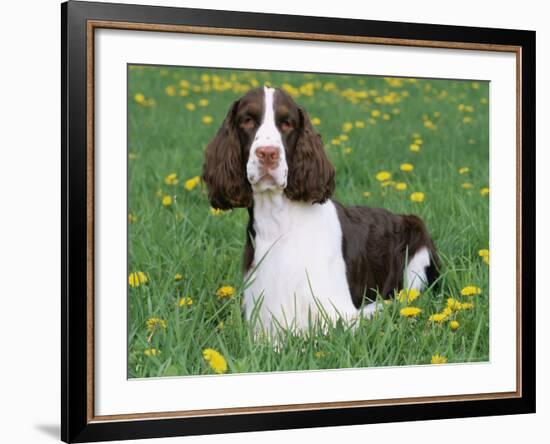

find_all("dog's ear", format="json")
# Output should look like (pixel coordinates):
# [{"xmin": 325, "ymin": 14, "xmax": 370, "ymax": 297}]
[
  {"xmin": 284, "ymin": 106, "xmax": 335, "ymax": 204},
  {"xmin": 202, "ymin": 100, "xmax": 253, "ymax": 210}
]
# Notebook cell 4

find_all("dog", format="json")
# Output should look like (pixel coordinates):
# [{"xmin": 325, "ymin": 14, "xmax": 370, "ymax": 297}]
[{"xmin": 202, "ymin": 86, "xmax": 439, "ymax": 335}]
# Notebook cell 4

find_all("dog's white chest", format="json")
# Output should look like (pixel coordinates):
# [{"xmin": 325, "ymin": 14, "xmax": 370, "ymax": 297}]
[{"xmin": 243, "ymin": 195, "xmax": 357, "ymax": 333}]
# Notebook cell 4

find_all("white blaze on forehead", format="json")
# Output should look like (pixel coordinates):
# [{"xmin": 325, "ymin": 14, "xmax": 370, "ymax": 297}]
[{"xmin": 261, "ymin": 86, "xmax": 276, "ymax": 127}]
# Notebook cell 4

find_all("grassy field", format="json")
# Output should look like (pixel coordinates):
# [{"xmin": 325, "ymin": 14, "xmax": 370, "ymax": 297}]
[{"xmin": 127, "ymin": 65, "xmax": 489, "ymax": 378}]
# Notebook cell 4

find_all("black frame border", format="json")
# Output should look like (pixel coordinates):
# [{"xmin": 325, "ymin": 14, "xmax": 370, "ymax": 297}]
[{"xmin": 62, "ymin": 1, "xmax": 536, "ymax": 442}]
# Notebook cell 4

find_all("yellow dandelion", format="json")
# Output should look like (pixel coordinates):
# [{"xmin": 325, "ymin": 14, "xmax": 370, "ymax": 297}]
[
  {"xmin": 433, "ymin": 111, "xmax": 441, "ymax": 118},
  {"xmin": 216, "ymin": 285, "xmax": 236, "ymax": 299},
  {"xmin": 128, "ymin": 213, "xmax": 137, "ymax": 223},
  {"xmin": 458, "ymin": 167, "xmax": 470, "ymax": 174},
  {"xmin": 165, "ymin": 85, "xmax": 176, "ymax": 96},
  {"xmin": 314, "ymin": 351, "xmax": 326, "ymax": 358},
  {"xmin": 174, "ymin": 273, "xmax": 183, "ymax": 282},
  {"xmin": 128, "ymin": 271, "xmax": 148, "ymax": 288},
  {"xmin": 184, "ymin": 176, "xmax": 201, "ymax": 191},
  {"xmin": 410, "ymin": 192, "xmax": 425, "ymax": 203},
  {"xmin": 395, "ymin": 182, "xmax": 407, "ymax": 191},
  {"xmin": 311, "ymin": 117, "xmax": 321, "ymax": 126},
  {"xmin": 210, "ymin": 207, "xmax": 225, "ymax": 216},
  {"xmin": 371, "ymin": 109, "xmax": 381, "ymax": 118},
  {"xmin": 202, "ymin": 348, "xmax": 228, "ymax": 374},
  {"xmin": 178, "ymin": 296, "xmax": 193, "ymax": 307},
  {"xmin": 161, "ymin": 195, "xmax": 172, "ymax": 207},
  {"xmin": 331, "ymin": 138, "xmax": 341, "ymax": 146},
  {"xmin": 339, "ymin": 134, "xmax": 349, "ymax": 142},
  {"xmin": 461, "ymin": 286, "xmax": 482, "ymax": 296},
  {"xmin": 343, "ymin": 147, "xmax": 353, "ymax": 154},
  {"xmin": 446, "ymin": 297, "xmax": 474, "ymax": 312},
  {"xmin": 144, "ymin": 348, "xmax": 161, "ymax": 357},
  {"xmin": 400, "ymin": 163, "xmax": 414, "ymax": 172},
  {"xmin": 381, "ymin": 180, "xmax": 396, "ymax": 188},
  {"xmin": 185, "ymin": 103, "xmax": 196, "ymax": 111},
  {"xmin": 429, "ymin": 312, "xmax": 449, "ymax": 323},
  {"xmin": 179, "ymin": 79, "xmax": 190, "ymax": 88},
  {"xmin": 479, "ymin": 249, "xmax": 490, "ymax": 265},
  {"xmin": 397, "ymin": 288, "xmax": 420, "ymax": 304},
  {"xmin": 463, "ymin": 116, "xmax": 472, "ymax": 124},
  {"xmin": 480, "ymin": 187, "xmax": 490, "ymax": 197},
  {"xmin": 355, "ymin": 120, "xmax": 365, "ymax": 128},
  {"xmin": 198, "ymin": 98, "xmax": 209, "ymax": 107},
  {"xmin": 450, "ymin": 320, "xmax": 460, "ymax": 331},
  {"xmin": 134, "ymin": 93, "xmax": 146, "ymax": 104},
  {"xmin": 342, "ymin": 122, "xmax": 353, "ymax": 132},
  {"xmin": 362, "ymin": 191, "xmax": 371, "ymax": 198},
  {"xmin": 409, "ymin": 143, "xmax": 421, "ymax": 153},
  {"xmin": 202, "ymin": 115, "xmax": 213, "ymax": 125},
  {"xmin": 461, "ymin": 183, "xmax": 474, "ymax": 189},
  {"xmin": 431, "ymin": 354, "xmax": 448, "ymax": 364},
  {"xmin": 392, "ymin": 108, "xmax": 401, "ymax": 115},
  {"xmin": 472, "ymin": 82, "xmax": 480, "ymax": 90},
  {"xmin": 382, "ymin": 113, "xmax": 391, "ymax": 121},
  {"xmin": 164, "ymin": 173, "xmax": 178, "ymax": 186},
  {"xmin": 400, "ymin": 307, "xmax": 422, "ymax": 318},
  {"xmin": 146, "ymin": 317, "xmax": 167, "ymax": 331},
  {"xmin": 376, "ymin": 171, "xmax": 392, "ymax": 181}
]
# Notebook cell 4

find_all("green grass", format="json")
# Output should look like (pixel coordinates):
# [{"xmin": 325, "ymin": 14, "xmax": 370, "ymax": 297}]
[{"xmin": 127, "ymin": 65, "xmax": 489, "ymax": 378}]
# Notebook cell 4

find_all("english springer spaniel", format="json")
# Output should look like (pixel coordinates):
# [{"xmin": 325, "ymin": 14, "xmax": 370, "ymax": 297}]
[{"xmin": 203, "ymin": 86, "xmax": 439, "ymax": 335}]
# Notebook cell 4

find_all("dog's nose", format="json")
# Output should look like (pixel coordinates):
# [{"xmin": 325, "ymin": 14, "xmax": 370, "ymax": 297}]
[{"xmin": 256, "ymin": 146, "xmax": 280, "ymax": 167}]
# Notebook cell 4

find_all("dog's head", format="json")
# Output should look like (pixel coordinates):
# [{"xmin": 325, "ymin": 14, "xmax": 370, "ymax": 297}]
[{"xmin": 202, "ymin": 86, "xmax": 335, "ymax": 210}]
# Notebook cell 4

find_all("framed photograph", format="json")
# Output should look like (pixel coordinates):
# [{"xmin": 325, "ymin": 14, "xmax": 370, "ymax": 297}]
[{"xmin": 62, "ymin": 1, "xmax": 535, "ymax": 442}]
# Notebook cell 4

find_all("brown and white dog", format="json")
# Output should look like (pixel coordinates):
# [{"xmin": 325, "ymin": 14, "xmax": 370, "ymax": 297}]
[{"xmin": 203, "ymin": 86, "xmax": 439, "ymax": 334}]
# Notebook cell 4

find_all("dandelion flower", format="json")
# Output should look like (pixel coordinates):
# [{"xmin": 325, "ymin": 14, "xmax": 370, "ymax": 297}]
[
  {"xmin": 129, "ymin": 271, "xmax": 148, "ymax": 288},
  {"xmin": 165, "ymin": 85, "xmax": 176, "ymax": 96},
  {"xmin": 202, "ymin": 348, "xmax": 228, "ymax": 374},
  {"xmin": 185, "ymin": 103, "xmax": 196, "ymax": 111},
  {"xmin": 161, "ymin": 195, "xmax": 172, "ymax": 207},
  {"xmin": 480, "ymin": 187, "xmax": 490, "ymax": 197},
  {"xmin": 461, "ymin": 183, "xmax": 474, "ymax": 189},
  {"xmin": 342, "ymin": 122, "xmax": 353, "ymax": 132},
  {"xmin": 395, "ymin": 182, "xmax": 407, "ymax": 191},
  {"xmin": 331, "ymin": 139, "xmax": 341, "ymax": 146},
  {"xmin": 198, "ymin": 98, "xmax": 209, "ymax": 107},
  {"xmin": 311, "ymin": 117, "xmax": 321, "ymax": 126},
  {"xmin": 178, "ymin": 296, "xmax": 193, "ymax": 306},
  {"xmin": 343, "ymin": 147, "xmax": 353, "ymax": 154},
  {"xmin": 397, "ymin": 288, "xmax": 420, "ymax": 303},
  {"xmin": 460, "ymin": 286, "xmax": 482, "ymax": 296},
  {"xmin": 355, "ymin": 120, "xmax": 365, "ymax": 128},
  {"xmin": 314, "ymin": 351, "xmax": 326, "ymax": 358},
  {"xmin": 409, "ymin": 143, "xmax": 421, "ymax": 153},
  {"xmin": 371, "ymin": 109, "xmax": 381, "ymax": 118},
  {"xmin": 450, "ymin": 320, "xmax": 460, "ymax": 331},
  {"xmin": 458, "ymin": 167, "xmax": 470, "ymax": 174},
  {"xmin": 339, "ymin": 134, "xmax": 349, "ymax": 142},
  {"xmin": 479, "ymin": 249, "xmax": 490, "ymax": 265},
  {"xmin": 362, "ymin": 191, "xmax": 371, "ymax": 198},
  {"xmin": 174, "ymin": 273, "xmax": 183, "ymax": 282},
  {"xmin": 184, "ymin": 176, "xmax": 201, "ymax": 191},
  {"xmin": 134, "ymin": 93, "xmax": 146, "ymax": 104},
  {"xmin": 400, "ymin": 163, "xmax": 414, "ymax": 172},
  {"xmin": 431, "ymin": 354, "xmax": 448, "ymax": 364},
  {"xmin": 376, "ymin": 171, "xmax": 392, "ymax": 181},
  {"xmin": 146, "ymin": 317, "xmax": 167, "ymax": 331},
  {"xmin": 144, "ymin": 348, "xmax": 161, "ymax": 357},
  {"xmin": 410, "ymin": 192, "xmax": 425, "ymax": 203},
  {"xmin": 164, "ymin": 173, "xmax": 178, "ymax": 186},
  {"xmin": 429, "ymin": 312, "xmax": 449, "ymax": 323},
  {"xmin": 381, "ymin": 180, "xmax": 396, "ymax": 188},
  {"xmin": 400, "ymin": 307, "xmax": 422, "ymax": 318},
  {"xmin": 202, "ymin": 115, "xmax": 213, "ymax": 125},
  {"xmin": 463, "ymin": 116, "xmax": 472, "ymax": 124},
  {"xmin": 210, "ymin": 207, "xmax": 225, "ymax": 216},
  {"xmin": 216, "ymin": 285, "xmax": 236, "ymax": 299},
  {"xmin": 128, "ymin": 213, "xmax": 137, "ymax": 223}
]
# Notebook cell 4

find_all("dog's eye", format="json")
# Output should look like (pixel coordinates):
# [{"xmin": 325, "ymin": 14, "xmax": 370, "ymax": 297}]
[
  {"xmin": 280, "ymin": 119, "xmax": 293, "ymax": 131},
  {"xmin": 240, "ymin": 116, "xmax": 256, "ymax": 130}
]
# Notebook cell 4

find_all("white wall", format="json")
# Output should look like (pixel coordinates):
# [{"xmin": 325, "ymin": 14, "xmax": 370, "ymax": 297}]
[{"xmin": 0, "ymin": 1, "xmax": 546, "ymax": 443}]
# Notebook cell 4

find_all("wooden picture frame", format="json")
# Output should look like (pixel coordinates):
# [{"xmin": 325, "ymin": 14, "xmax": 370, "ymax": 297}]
[{"xmin": 62, "ymin": 1, "xmax": 535, "ymax": 442}]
